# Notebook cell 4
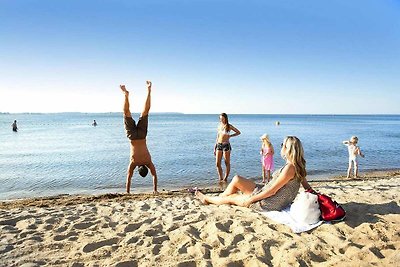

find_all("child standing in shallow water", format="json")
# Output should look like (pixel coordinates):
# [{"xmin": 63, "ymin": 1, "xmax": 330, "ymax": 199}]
[
  {"xmin": 343, "ymin": 136, "xmax": 365, "ymax": 178},
  {"xmin": 260, "ymin": 134, "xmax": 274, "ymax": 183}
]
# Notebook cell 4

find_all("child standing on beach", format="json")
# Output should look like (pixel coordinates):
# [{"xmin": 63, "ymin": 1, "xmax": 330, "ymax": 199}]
[
  {"xmin": 260, "ymin": 134, "xmax": 274, "ymax": 183},
  {"xmin": 343, "ymin": 136, "xmax": 365, "ymax": 178}
]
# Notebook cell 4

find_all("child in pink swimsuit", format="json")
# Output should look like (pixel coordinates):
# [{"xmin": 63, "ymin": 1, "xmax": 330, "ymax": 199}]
[{"xmin": 260, "ymin": 134, "xmax": 274, "ymax": 183}]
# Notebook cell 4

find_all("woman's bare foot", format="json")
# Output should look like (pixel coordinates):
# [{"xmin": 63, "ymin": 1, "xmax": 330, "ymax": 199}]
[{"xmin": 195, "ymin": 191, "xmax": 209, "ymax": 204}]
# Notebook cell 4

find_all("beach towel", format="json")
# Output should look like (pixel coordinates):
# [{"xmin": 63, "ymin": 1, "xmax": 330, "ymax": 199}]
[{"xmin": 259, "ymin": 206, "xmax": 324, "ymax": 233}]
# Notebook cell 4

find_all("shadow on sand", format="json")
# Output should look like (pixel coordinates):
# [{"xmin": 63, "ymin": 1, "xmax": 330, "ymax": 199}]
[{"xmin": 341, "ymin": 201, "xmax": 399, "ymax": 228}]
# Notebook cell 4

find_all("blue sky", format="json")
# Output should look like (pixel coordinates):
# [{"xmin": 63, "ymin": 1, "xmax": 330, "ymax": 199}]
[{"xmin": 1, "ymin": 0, "xmax": 399, "ymax": 114}]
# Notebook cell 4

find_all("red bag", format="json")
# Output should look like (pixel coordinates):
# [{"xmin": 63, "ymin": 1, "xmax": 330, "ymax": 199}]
[
  {"xmin": 317, "ymin": 193, "xmax": 346, "ymax": 221},
  {"xmin": 306, "ymin": 189, "xmax": 346, "ymax": 222}
]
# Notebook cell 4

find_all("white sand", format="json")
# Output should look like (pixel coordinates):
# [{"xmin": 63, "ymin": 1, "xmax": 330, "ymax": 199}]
[{"xmin": 1, "ymin": 174, "xmax": 399, "ymax": 266}]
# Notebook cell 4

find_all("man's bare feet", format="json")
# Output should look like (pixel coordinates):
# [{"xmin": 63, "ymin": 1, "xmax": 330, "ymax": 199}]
[
  {"xmin": 146, "ymin": 81, "xmax": 152, "ymax": 92},
  {"xmin": 120, "ymin": 85, "xmax": 129, "ymax": 96},
  {"xmin": 195, "ymin": 191, "xmax": 209, "ymax": 204}
]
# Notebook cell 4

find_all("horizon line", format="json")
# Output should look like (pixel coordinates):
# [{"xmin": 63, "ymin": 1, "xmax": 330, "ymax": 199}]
[{"xmin": 1, "ymin": 112, "xmax": 399, "ymax": 116}]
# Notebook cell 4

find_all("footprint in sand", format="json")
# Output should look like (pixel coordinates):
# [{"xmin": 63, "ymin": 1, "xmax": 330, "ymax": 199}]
[
  {"xmin": 232, "ymin": 234, "xmax": 245, "ymax": 244},
  {"xmin": 82, "ymin": 237, "xmax": 120, "ymax": 253},
  {"xmin": 0, "ymin": 244, "xmax": 14, "ymax": 254},
  {"xmin": 177, "ymin": 261, "xmax": 196, "ymax": 267},
  {"xmin": 53, "ymin": 231, "xmax": 78, "ymax": 241},
  {"xmin": 72, "ymin": 221, "xmax": 96, "ymax": 230},
  {"xmin": 144, "ymin": 228, "xmax": 162, "ymax": 237},
  {"xmin": 138, "ymin": 203, "xmax": 151, "ymax": 211},
  {"xmin": 44, "ymin": 217, "xmax": 58, "ymax": 224},
  {"xmin": 66, "ymin": 215, "xmax": 80, "ymax": 221},
  {"xmin": 152, "ymin": 235, "xmax": 169, "ymax": 244},
  {"xmin": 178, "ymin": 241, "xmax": 190, "ymax": 254},
  {"xmin": 55, "ymin": 226, "xmax": 68, "ymax": 233},
  {"xmin": 124, "ymin": 218, "xmax": 156, "ymax": 233},
  {"xmin": 215, "ymin": 220, "xmax": 233, "ymax": 232},
  {"xmin": 126, "ymin": 236, "xmax": 139, "ymax": 244},
  {"xmin": 18, "ymin": 230, "xmax": 36, "ymax": 238},
  {"xmin": 152, "ymin": 244, "xmax": 162, "ymax": 255},
  {"xmin": 172, "ymin": 214, "xmax": 185, "ymax": 221},
  {"xmin": 115, "ymin": 261, "xmax": 138, "ymax": 267},
  {"xmin": 124, "ymin": 222, "xmax": 142, "ymax": 233}
]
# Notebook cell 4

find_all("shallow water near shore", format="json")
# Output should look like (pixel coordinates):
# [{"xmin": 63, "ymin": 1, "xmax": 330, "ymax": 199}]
[{"xmin": 1, "ymin": 113, "xmax": 399, "ymax": 200}]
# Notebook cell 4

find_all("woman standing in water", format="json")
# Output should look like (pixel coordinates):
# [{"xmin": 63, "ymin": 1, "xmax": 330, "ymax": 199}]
[{"xmin": 214, "ymin": 113, "xmax": 241, "ymax": 182}]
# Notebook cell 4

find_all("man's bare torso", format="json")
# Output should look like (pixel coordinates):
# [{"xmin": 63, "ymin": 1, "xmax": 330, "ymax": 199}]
[{"xmin": 130, "ymin": 139, "xmax": 152, "ymax": 165}]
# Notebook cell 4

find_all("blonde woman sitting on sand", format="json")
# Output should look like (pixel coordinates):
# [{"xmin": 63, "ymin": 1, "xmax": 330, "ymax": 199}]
[{"xmin": 196, "ymin": 136, "xmax": 312, "ymax": 211}]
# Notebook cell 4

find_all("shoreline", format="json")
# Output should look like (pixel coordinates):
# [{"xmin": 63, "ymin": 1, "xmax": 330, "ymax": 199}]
[
  {"xmin": 1, "ymin": 169, "xmax": 399, "ymax": 206},
  {"xmin": 0, "ymin": 172, "xmax": 399, "ymax": 266}
]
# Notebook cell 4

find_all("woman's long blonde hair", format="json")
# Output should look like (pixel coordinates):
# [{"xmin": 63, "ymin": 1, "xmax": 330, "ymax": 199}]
[{"xmin": 281, "ymin": 136, "xmax": 307, "ymax": 182}]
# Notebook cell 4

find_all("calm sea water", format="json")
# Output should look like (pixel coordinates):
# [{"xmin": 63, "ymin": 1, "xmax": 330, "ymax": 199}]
[{"xmin": 0, "ymin": 113, "xmax": 399, "ymax": 200}]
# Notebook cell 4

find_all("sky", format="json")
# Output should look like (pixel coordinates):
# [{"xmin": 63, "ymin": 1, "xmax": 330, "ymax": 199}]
[{"xmin": 0, "ymin": 0, "xmax": 399, "ymax": 114}]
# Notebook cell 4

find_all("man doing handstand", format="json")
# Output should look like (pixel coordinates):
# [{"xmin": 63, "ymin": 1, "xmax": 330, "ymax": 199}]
[{"xmin": 120, "ymin": 81, "xmax": 158, "ymax": 194}]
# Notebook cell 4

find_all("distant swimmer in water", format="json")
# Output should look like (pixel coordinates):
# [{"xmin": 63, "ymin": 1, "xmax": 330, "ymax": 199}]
[
  {"xmin": 120, "ymin": 81, "xmax": 158, "ymax": 194},
  {"xmin": 12, "ymin": 120, "xmax": 18, "ymax": 132},
  {"xmin": 92, "ymin": 120, "xmax": 97, "ymax": 126}
]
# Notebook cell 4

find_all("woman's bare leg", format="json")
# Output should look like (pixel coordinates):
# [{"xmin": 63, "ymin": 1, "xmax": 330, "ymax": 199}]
[
  {"xmin": 223, "ymin": 151, "xmax": 231, "ymax": 182},
  {"xmin": 196, "ymin": 191, "xmax": 248, "ymax": 206},
  {"xmin": 220, "ymin": 175, "xmax": 256, "ymax": 197},
  {"xmin": 215, "ymin": 150, "xmax": 224, "ymax": 181}
]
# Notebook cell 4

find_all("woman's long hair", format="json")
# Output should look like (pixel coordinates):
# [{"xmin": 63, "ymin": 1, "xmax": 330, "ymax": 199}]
[
  {"xmin": 281, "ymin": 136, "xmax": 307, "ymax": 182},
  {"xmin": 220, "ymin": 113, "xmax": 230, "ymax": 132}
]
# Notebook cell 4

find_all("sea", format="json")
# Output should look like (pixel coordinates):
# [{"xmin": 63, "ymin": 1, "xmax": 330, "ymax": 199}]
[{"xmin": 0, "ymin": 113, "xmax": 399, "ymax": 200}]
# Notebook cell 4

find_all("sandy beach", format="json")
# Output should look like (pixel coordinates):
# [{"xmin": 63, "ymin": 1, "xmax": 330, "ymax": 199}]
[{"xmin": 1, "ymin": 171, "xmax": 399, "ymax": 267}]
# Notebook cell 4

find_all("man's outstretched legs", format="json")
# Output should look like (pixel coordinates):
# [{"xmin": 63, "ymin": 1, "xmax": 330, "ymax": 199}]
[
  {"xmin": 141, "ymin": 81, "xmax": 152, "ymax": 117},
  {"xmin": 120, "ymin": 85, "xmax": 132, "ymax": 118}
]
